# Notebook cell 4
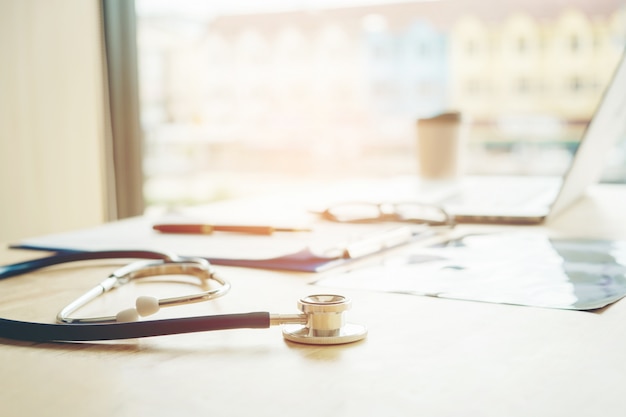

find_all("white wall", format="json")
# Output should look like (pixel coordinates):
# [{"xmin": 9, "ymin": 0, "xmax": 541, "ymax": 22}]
[{"xmin": 0, "ymin": 0, "xmax": 109, "ymax": 242}]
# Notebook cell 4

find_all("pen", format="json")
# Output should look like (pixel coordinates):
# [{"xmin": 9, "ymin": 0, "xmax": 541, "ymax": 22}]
[{"xmin": 152, "ymin": 223, "xmax": 312, "ymax": 235}]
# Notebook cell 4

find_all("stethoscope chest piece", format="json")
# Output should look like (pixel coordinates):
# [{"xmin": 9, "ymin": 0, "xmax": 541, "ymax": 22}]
[{"xmin": 281, "ymin": 294, "xmax": 367, "ymax": 345}]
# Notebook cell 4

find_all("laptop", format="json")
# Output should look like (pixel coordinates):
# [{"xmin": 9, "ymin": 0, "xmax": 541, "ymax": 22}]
[{"xmin": 424, "ymin": 48, "xmax": 626, "ymax": 225}]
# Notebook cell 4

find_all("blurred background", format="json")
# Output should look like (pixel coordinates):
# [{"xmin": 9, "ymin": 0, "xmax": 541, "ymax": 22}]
[
  {"xmin": 134, "ymin": 0, "xmax": 626, "ymax": 213},
  {"xmin": 2, "ymin": 0, "xmax": 625, "ymax": 242}
]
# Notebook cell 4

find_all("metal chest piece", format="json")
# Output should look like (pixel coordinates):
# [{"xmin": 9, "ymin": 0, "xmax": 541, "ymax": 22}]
[{"xmin": 281, "ymin": 294, "xmax": 368, "ymax": 345}]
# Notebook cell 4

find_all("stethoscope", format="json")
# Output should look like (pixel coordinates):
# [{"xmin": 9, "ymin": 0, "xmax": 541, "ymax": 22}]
[{"xmin": 0, "ymin": 250, "xmax": 367, "ymax": 345}]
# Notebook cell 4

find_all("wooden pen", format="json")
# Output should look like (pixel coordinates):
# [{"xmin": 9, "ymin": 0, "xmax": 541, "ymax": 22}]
[{"xmin": 152, "ymin": 223, "xmax": 311, "ymax": 235}]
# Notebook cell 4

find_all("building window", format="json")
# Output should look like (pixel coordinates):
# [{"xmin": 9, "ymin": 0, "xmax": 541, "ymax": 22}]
[
  {"xmin": 417, "ymin": 42, "xmax": 430, "ymax": 58},
  {"xmin": 517, "ymin": 77, "xmax": 531, "ymax": 93},
  {"xmin": 570, "ymin": 34, "xmax": 581, "ymax": 52},
  {"xmin": 466, "ymin": 39, "xmax": 478, "ymax": 56},
  {"xmin": 517, "ymin": 37, "xmax": 527, "ymax": 53},
  {"xmin": 465, "ymin": 78, "xmax": 482, "ymax": 95},
  {"xmin": 569, "ymin": 76, "xmax": 584, "ymax": 92}
]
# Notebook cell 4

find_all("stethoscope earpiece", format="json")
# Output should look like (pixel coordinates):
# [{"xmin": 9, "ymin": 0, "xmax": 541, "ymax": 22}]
[
  {"xmin": 116, "ymin": 308, "xmax": 140, "ymax": 323},
  {"xmin": 58, "ymin": 257, "xmax": 230, "ymax": 324},
  {"xmin": 115, "ymin": 295, "xmax": 162, "ymax": 322}
]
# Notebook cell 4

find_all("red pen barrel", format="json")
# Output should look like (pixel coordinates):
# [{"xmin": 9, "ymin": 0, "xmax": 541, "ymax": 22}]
[
  {"xmin": 152, "ymin": 224, "xmax": 310, "ymax": 235},
  {"xmin": 153, "ymin": 224, "xmax": 214, "ymax": 234},
  {"xmin": 152, "ymin": 224, "xmax": 274, "ymax": 235},
  {"xmin": 212, "ymin": 225, "xmax": 274, "ymax": 234}
]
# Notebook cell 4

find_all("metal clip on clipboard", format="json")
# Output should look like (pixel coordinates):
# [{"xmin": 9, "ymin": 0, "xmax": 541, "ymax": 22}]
[
  {"xmin": 194, "ymin": 226, "xmax": 433, "ymax": 271},
  {"xmin": 338, "ymin": 227, "xmax": 416, "ymax": 259},
  {"xmin": 297, "ymin": 225, "xmax": 432, "ymax": 270}
]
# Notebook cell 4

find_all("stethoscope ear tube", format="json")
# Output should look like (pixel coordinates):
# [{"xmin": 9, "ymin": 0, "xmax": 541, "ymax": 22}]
[
  {"xmin": 0, "ymin": 312, "xmax": 271, "ymax": 342},
  {"xmin": 0, "ymin": 250, "xmax": 178, "ymax": 280}
]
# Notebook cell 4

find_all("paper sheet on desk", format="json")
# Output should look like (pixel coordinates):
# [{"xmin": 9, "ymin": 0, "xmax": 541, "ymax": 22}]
[
  {"xmin": 10, "ymin": 216, "xmax": 432, "ymax": 272},
  {"xmin": 314, "ymin": 233, "xmax": 626, "ymax": 310}
]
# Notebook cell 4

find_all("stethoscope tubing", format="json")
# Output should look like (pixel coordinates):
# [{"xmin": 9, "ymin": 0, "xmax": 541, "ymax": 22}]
[
  {"xmin": 0, "ymin": 312, "xmax": 271, "ymax": 342},
  {"xmin": 0, "ymin": 250, "xmax": 176, "ymax": 280}
]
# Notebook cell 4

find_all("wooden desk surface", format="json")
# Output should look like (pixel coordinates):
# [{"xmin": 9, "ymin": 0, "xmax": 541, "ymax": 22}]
[{"xmin": 2, "ymin": 184, "xmax": 626, "ymax": 417}]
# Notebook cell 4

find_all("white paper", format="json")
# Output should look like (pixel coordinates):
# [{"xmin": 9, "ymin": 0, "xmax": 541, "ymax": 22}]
[{"xmin": 315, "ymin": 233, "xmax": 626, "ymax": 310}]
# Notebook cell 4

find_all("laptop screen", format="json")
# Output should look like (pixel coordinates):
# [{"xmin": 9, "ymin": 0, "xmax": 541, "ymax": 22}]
[{"xmin": 548, "ymin": 48, "xmax": 626, "ymax": 219}]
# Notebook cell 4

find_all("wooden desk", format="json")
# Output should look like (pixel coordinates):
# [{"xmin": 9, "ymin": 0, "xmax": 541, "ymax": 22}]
[{"xmin": 1, "ymin": 184, "xmax": 626, "ymax": 417}]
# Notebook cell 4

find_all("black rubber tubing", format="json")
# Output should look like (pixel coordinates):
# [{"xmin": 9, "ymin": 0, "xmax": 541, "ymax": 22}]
[{"xmin": 0, "ymin": 312, "xmax": 271, "ymax": 342}]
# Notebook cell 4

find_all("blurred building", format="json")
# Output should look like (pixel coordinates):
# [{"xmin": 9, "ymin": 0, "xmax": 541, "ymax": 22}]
[
  {"xmin": 136, "ymin": 0, "xmax": 626, "ymax": 205},
  {"xmin": 451, "ymin": 7, "xmax": 625, "ymax": 120},
  {"xmin": 141, "ymin": 1, "xmax": 625, "ymax": 125}
]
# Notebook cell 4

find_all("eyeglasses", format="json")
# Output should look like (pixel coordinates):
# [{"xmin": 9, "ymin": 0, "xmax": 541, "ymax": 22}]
[{"xmin": 318, "ymin": 202, "xmax": 454, "ymax": 227}]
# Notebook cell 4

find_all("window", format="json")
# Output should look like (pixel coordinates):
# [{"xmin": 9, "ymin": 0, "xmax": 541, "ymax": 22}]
[
  {"xmin": 466, "ymin": 78, "xmax": 483, "ymax": 95},
  {"xmin": 517, "ymin": 37, "xmax": 528, "ymax": 53},
  {"xmin": 417, "ymin": 42, "xmax": 430, "ymax": 58},
  {"xmin": 123, "ymin": 0, "xmax": 626, "ymax": 214},
  {"xmin": 517, "ymin": 77, "xmax": 532, "ymax": 94},
  {"xmin": 570, "ymin": 34, "xmax": 581, "ymax": 52},
  {"xmin": 569, "ymin": 76, "xmax": 584, "ymax": 92},
  {"xmin": 465, "ymin": 39, "xmax": 478, "ymax": 57}
]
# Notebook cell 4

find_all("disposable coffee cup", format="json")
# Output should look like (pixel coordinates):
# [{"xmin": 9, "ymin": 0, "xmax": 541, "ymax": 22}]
[{"xmin": 416, "ymin": 112, "xmax": 467, "ymax": 182}]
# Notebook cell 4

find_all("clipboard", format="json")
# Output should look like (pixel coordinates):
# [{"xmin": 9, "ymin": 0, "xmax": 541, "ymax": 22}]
[{"xmin": 6, "ymin": 216, "xmax": 439, "ymax": 273}]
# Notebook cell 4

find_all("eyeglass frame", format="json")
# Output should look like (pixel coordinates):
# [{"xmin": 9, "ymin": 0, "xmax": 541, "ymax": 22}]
[{"xmin": 317, "ymin": 201, "xmax": 455, "ymax": 227}]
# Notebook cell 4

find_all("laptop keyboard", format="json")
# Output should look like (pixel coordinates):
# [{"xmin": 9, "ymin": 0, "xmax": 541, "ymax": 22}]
[{"xmin": 437, "ymin": 177, "xmax": 559, "ymax": 209}]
